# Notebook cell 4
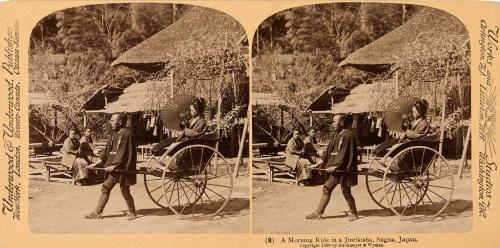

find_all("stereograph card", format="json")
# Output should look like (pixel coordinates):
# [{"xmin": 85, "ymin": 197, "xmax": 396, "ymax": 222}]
[{"xmin": 0, "ymin": 0, "xmax": 498, "ymax": 247}]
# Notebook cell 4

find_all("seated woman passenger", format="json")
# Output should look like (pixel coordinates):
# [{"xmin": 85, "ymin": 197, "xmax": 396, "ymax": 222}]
[
  {"xmin": 372, "ymin": 99, "xmax": 430, "ymax": 156},
  {"xmin": 151, "ymin": 98, "xmax": 207, "ymax": 155},
  {"xmin": 402, "ymin": 99, "xmax": 430, "ymax": 140}
]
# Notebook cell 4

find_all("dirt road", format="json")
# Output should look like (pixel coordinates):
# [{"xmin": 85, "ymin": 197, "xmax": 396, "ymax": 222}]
[
  {"xmin": 29, "ymin": 171, "xmax": 250, "ymax": 234},
  {"xmin": 253, "ymin": 166, "xmax": 472, "ymax": 234}
]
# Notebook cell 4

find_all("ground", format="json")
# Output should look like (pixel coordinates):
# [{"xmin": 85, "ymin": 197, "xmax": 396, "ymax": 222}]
[
  {"xmin": 252, "ymin": 159, "xmax": 472, "ymax": 234},
  {"xmin": 29, "ymin": 160, "xmax": 250, "ymax": 234}
]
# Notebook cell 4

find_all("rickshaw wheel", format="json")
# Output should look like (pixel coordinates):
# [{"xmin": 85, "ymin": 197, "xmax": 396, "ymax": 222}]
[
  {"xmin": 162, "ymin": 144, "xmax": 233, "ymax": 220},
  {"xmin": 365, "ymin": 155, "xmax": 392, "ymax": 210},
  {"xmin": 144, "ymin": 152, "xmax": 174, "ymax": 209},
  {"xmin": 383, "ymin": 146, "xmax": 454, "ymax": 221}
]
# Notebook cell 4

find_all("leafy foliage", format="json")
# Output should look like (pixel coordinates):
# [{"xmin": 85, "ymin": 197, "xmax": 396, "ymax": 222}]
[{"xmin": 29, "ymin": 3, "xmax": 181, "ymax": 143}]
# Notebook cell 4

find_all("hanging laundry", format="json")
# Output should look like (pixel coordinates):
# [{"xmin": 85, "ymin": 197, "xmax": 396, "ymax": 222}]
[
  {"xmin": 126, "ymin": 114, "xmax": 132, "ymax": 128},
  {"xmin": 150, "ymin": 114, "xmax": 156, "ymax": 128},
  {"xmin": 145, "ymin": 118, "xmax": 151, "ymax": 132},
  {"xmin": 377, "ymin": 123, "xmax": 384, "ymax": 137},
  {"xmin": 376, "ymin": 117, "xmax": 383, "ymax": 129},
  {"xmin": 153, "ymin": 124, "xmax": 158, "ymax": 136},
  {"xmin": 352, "ymin": 115, "xmax": 358, "ymax": 129}
]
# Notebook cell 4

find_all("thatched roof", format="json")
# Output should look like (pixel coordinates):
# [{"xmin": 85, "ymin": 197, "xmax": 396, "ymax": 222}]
[
  {"xmin": 252, "ymin": 92, "xmax": 286, "ymax": 106},
  {"xmin": 29, "ymin": 92, "xmax": 61, "ymax": 106},
  {"xmin": 307, "ymin": 86, "xmax": 350, "ymax": 111},
  {"xmin": 339, "ymin": 7, "xmax": 468, "ymax": 72},
  {"xmin": 331, "ymin": 83, "xmax": 396, "ymax": 114},
  {"xmin": 103, "ymin": 81, "xmax": 172, "ymax": 113},
  {"xmin": 111, "ymin": 6, "xmax": 246, "ymax": 71},
  {"xmin": 81, "ymin": 85, "xmax": 123, "ymax": 111}
]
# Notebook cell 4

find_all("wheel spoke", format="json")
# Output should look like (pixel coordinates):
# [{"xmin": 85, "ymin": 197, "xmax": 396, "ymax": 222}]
[
  {"xmin": 203, "ymin": 189, "xmax": 215, "ymax": 205},
  {"xmin": 413, "ymin": 186, "xmax": 420, "ymax": 219},
  {"xmin": 401, "ymin": 182, "xmax": 413, "ymax": 206},
  {"xmin": 190, "ymin": 147, "xmax": 195, "ymax": 169},
  {"xmin": 423, "ymin": 190, "xmax": 440, "ymax": 212},
  {"xmin": 199, "ymin": 147, "xmax": 204, "ymax": 170},
  {"xmin": 422, "ymin": 153, "xmax": 437, "ymax": 175},
  {"xmin": 426, "ymin": 188, "xmax": 448, "ymax": 202},
  {"xmin": 428, "ymin": 185, "xmax": 452, "ymax": 190},
  {"xmin": 390, "ymin": 182, "xmax": 399, "ymax": 205},
  {"xmin": 205, "ymin": 183, "xmax": 232, "ymax": 189},
  {"xmin": 410, "ymin": 149, "xmax": 416, "ymax": 170},
  {"xmin": 401, "ymin": 191, "xmax": 416, "ymax": 216},
  {"xmin": 373, "ymin": 180, "xmax": 395, "ymax": 194},
  {"xmin": 167, "ymin": 181, "xmax": 177, "ymax": 204},
  {"xmin": 204, "ymin": 185, "xmax": 227, "ymax": 200}
]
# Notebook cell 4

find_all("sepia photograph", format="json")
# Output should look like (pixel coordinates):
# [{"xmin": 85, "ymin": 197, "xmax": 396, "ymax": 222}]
[
  {"xmin": 251, "ymin": 3, "xmax": 472, "ymax": 233},
  {"xmin": 28, "ymin": 3, "xmax": 250, "ymax": 233}
]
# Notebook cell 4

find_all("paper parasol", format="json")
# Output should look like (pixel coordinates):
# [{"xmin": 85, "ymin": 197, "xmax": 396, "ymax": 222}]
[
  {"xmin": 160, "ymin": 95, "xmax": 198, "ymax": 131},
  {"xmin": 383, "ymin": 96, "xmax": 419, "ymax": 132}
]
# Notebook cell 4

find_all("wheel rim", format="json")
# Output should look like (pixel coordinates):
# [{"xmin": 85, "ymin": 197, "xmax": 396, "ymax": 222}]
[
  {"xmin": 383, "ymin": 146, "xmax": 454, "ymax": 221},
  {"xmin": 144, "ymin": 153, "xmax": 172, "ymax": 209},
  {"xmin": 365, "ymin": 155, "xmax": 392, "ymax": 209},
  {"xmin": 162, "ymin": 145, "xmax": 233, "ymax": 220}
]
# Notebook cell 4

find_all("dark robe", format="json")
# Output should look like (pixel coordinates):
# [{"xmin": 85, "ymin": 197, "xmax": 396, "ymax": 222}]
[
  {"xmin": 101, "ymin": 127, "xmax": 137, "ymax": 185},
  {"xmin": 322, "ymin": 128, "xmax": 358, "ymax": 186}
]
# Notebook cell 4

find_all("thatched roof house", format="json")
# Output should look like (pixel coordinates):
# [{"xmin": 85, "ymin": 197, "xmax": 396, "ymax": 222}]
[
  {"xmin": 111, "ymin": 6, "xmax": 246, "ymax": 71},
  {"xmin": 306, "ymin": 86, "xmax": 350, "ymax": 112},
  {"xmin": 81, "ymin": 85, "xmax": 124, "ymax": 112},
  {"xmin": 81, "ymin": 81, "xmax": 172, "ymax": 113},
  {"xmin": 339, "ymin": 7, "xmax": 468, "ymax": 73},
  {"xmin": 29, "ymin": 92, "xmax": 61, "ymax": 106},
  {"xmin": 330, "ymin": 83, "xmax": 396, "ymax": 114},
  {"xmin": 252, "ymin": 92, "xmax": 286, "ymax": 106}
]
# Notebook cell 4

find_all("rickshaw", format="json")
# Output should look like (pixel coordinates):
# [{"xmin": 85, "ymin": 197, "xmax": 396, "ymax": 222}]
[
  {"xmin": 363, "ymin": 136, "xmax": 454, "ymax": 221},
  {"xmin": 362, "ymin": 96, "xmax": 454, "ymax": 221},
  {"xmin": 143, "ymin": 132, "xmax": 234, "ymax": 221}
]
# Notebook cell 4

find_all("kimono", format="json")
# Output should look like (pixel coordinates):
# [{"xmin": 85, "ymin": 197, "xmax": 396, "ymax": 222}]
[
  {"xmin": 285, "ymin": 137, "xmax": 314, "ymax": 185},
  {"xmin": 151, "ymin": 116, "xmax": 207, "ymax": 155},
  {"xmin": 101, "ymin": 127, "xmax": 137, "ymax": 185},
  {"xmin": 322, "ymin": 129, "xmax": 358, "ymax": 186},
  {"xmin": 61, "ymin": 136, "xmax": 90, "ymax": 182},
  {"xmin": 61, "ymin": 137, "xmax": 79, "ymax": 168}
]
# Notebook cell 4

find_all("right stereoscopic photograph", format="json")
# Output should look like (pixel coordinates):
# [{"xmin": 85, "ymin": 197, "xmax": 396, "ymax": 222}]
[{"xmin": 251, "ymin": 3, "xmax": 472, "ymax": 233}]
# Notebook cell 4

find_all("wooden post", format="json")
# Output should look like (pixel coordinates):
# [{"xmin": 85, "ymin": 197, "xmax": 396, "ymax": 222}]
[
  {"xmin": 232, "ymin": 71, "xmax": 238, "ymax": 107},
  {"xmin": 439, "ymin": 62, "xmax": 450, "ymax": 155},
  {"xmin": 83, "ymin": 112, "xmax": 87, "ymax": 128},
  {"xmin": 395, "ymin": 70, "xmax": 399, "ymax": 97},
  {"xmin": 458, "ymin": 123, "xmax": 471, "ymax": 179},
  {"xmin": 280, "ymin": 108, "xmax": 284, "ymax": 127},
  {"xmin": 438, "ymin": 97, "xmax": 447, "ymax": 155},
  {"xmin": 43, "ymin": 161, "xmax": 50, "ymax": 182},
  {"xmin": 170, "ymin": 68, "xmax": 174, "ymax": 98},
  {"xmin": 234, "ymin": 111, "xmax": 249, "ymax": 178},
  {"xmin": 309, "ymin": 112, "xmax": 313, "ymax": 128}
]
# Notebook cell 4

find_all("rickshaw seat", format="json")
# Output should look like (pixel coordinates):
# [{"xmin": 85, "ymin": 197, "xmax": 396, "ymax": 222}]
[
  {"xmin": 164, "ymin": 132, "xmax": 220, "ymax": 156},
  {"xmin": 372, "ymin": 135, "xmax": 439, "ymax": 158}
]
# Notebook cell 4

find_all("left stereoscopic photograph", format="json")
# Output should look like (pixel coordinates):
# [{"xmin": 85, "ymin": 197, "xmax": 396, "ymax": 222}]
[{"xmin": 28, "ymin": 3, "xmax": 250, "ymax": 233}]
